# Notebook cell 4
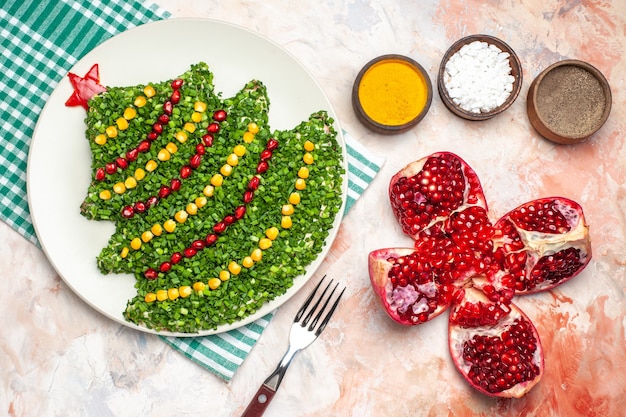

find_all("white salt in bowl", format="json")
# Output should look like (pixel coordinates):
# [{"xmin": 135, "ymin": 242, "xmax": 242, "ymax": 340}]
[{"xmin": 438, "ymin": 34, "xmax": 523, "ymax": 121}]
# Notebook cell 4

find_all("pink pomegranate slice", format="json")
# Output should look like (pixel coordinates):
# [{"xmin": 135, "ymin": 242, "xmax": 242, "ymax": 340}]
[
  {"xmin": 493, "ymin": 197, "xmax": 591, "ymax": 294},
  {"xmin": 368, "ymin": 248, "xmax": 457, "ymax": 325},
  {"xmin": 389, "ymin": 152, "xmax": 487, "ymax": 240},
  {"xmin": 449, "ymin": 288, "xmax": 544, "ymax": 398}
]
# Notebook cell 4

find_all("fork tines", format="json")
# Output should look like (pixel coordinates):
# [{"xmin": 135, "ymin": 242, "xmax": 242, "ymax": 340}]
[{"xmin": 295, "ymin": 276, "xmax": 345, "ymax": 335}]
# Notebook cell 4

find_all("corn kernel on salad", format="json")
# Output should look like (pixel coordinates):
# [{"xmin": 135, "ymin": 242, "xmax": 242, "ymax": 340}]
[{"xmin": 79, "ymin": 63, "xmax": 345, "ymax": 333}]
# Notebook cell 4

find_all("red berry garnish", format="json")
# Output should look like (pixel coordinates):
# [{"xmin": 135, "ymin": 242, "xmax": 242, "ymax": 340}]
[
  {"xmin": 223, "ymin": 215, "xmax": 236, "ymax": 225},
  {"xmin": 144, "ymin": 268, "xmax": 158, "ymax": 280},
  {"xmin": 183, "ymin": 247, "xmax": 197, "ymax": 258},
  {"xmin": 147, "ymin": 132, "xmax": 158, "ymax": 141},
  {"xmin": 96, "ymin": 168, "xmax": 105, "ymax": 181},
  {"xmin": 171, "ymin": 89, "xmax": 181, "ymax": 104},
  {"xmin": 152, "ymin": 123, "xmax": 163, "ymax": 134},
  {"xmin": 158, "ymin": 114, "xmax": 170, "ymax": 124},
  {"xmin": 195, "ymin": 144, "xmax": 206, "ymax": 155},
  {"xmin": 192, "ymin": 239, "xmax": 205, "ymax": 250}
]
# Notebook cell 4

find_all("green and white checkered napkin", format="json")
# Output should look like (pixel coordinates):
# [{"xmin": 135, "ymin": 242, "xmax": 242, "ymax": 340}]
[{"xmin": 0, "ymin": 0, "xmax": 384, "ymax": 381}]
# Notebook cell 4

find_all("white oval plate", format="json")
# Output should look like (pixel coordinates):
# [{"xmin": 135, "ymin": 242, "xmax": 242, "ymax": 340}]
[{"xmin": 27, "ymin": 18, "xmax": 347, "ymax": 337}]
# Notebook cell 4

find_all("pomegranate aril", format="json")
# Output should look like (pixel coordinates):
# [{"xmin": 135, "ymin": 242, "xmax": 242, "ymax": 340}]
[
  {"xmin": 163, "ymin": 100, "xmax": 173, "ymax": 115},
  {"xmin": 152, "ymin": 123, "xmax": 163, "ymax": 134},
  {"xmin": 190, "ymin": 154, "xmax": 201, "ymax": 169},
  {"xmin": 234, "ymin": 205, "xmax": 246, "ymax": 220},
  {"xmin": 171, "ymin": 89, "xmax": 181, "ymax": 104},
  {"xmin": 158, "ymin": 186, "xmax": 171, "ymax": 199},
  {"xmin": 202, "ymin": 134, "xmax": 214, "ymax": 146},
  {"xmin": 205, "ymin": 234, "xmax": 218, "ymax": 246},
  {"xmin": 183, "ymin": 247, "xmax": 197, "ymax": 258},
  {"xmin": 171, "ymin": 252, "xmax": 183, "ymax": 264},
  {"xmin": 146, "ymin": 196, "xmax": 158, "ymax": 207},
  {"xmin": 134, "ymin": 201, "xmax": 146, "ymax": 213},
  {"xmin": 171, "ymin": 79, "xmax": 184, "ymax": 89},
  {"xmin": 223, "ymin": 215, "xmax": 236, "ymax": 226},
  {"xmin": 95, "ymin": 168, "xmax": 105, "ymax": 181},
  {"xmin": 170, "ymin": 178, "xmax": 182, "ymax": 191},
  {"xmin": 207, "ymin": 122, "xmax": 220, "ymax": 134},
  {"xmin": 160, "ymin": 262, "xmax": 172, "ymax": 273},
  {"xmin": 144, "ymin": 268, "xmax": 158, "ymax": 280},
  {"xmin": 126, "ymin": 148, "xmax": 139, "ymax": 162},
  {"xmin": 214, "ymin": 222, "xmax": 226, "ymax": 233},
  {"xmin": 180, "ymin": 166, "xmax": 192, "ymax": 179},
  {"xmin": 260, "ymin": 149, "xmax": 272, "ymax": 160},
  {"xmin": 191, "ymin": 240, "xmax": 205, "ymax": 250},
  {"xmin": 247, "ymin": 176, "xmax": 260, "ymax": 191},
  {"xmin": 116, "ymin": 157, "xmax": 128, "ymax": 170},
  {"xmin": 256, "ymin": 161, "xmax": 269, "ymax": 174},
  {"xmin": 266, "ymin": 138, "xmax": 279, "ymax": 150},
  {"xmin": 195, "ymin": 144, "xmax": 206, "ymax": 155},
  {"xmin": 121, "ymin": 206, "xmax": 134, "ymax": 219},
  {"xmin": 212, "ymin": 109, "xmax": 227, "ymax": 121},
  {"xmin": 105, "ymin": 162, "xmax": 117, "ymax": 175},
  {"xmin": 147, "ymin": 132, "xmax": 158, "ymax": 141},
  {"xmin": 243, "ymin": 191, "xmax": 254, "ymax": 203},
  {"xmin": 158, "ymin": 114, "xmax": 170, "ymax": 124}
]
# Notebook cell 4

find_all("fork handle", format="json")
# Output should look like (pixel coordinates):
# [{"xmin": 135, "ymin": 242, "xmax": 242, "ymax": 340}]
[{"xmin": 241, "ymin": 384, "xmax": 276, "ymax": 417}]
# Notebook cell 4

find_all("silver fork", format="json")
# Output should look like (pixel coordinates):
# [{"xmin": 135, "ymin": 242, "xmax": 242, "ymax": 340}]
[{"xmin": 241, "ymin": 276, "xmax": 345, "ymax": 417}]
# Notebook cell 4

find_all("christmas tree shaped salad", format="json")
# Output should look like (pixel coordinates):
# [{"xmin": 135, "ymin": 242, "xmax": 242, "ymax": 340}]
[{"xmin": 71, "ymin": 62, "xmax": 345, "ymax": 333}]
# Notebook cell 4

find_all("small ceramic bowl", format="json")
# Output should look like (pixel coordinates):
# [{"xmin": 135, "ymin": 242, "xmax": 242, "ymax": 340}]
[
  {"xmin": 352, "ymin": 54, "xmax": 433, "ymax": 134},
  {"xmin": 527, "ymin": 59, "xmax": 611, "ymax": 144},
  {"xmin": 438, "ymin": 34, "xmax": 523, "ymax": 121}
]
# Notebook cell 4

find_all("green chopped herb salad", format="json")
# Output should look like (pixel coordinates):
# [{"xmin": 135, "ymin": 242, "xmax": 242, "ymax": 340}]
[{"xmin": 79, "ymin": 62, "xmax": 345, "ymax": 333}]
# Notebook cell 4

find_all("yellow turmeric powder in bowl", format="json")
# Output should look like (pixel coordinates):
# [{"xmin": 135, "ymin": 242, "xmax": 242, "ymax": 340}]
[{"xmin": 352, "ymin": 55, "xmax": 432, "ymax": 134}]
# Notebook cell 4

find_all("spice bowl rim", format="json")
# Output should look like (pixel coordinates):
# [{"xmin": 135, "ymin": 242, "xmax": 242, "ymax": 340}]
[
  {"xmin": 352, "ymin": 54, "xmax": 433, "ymax": 135},
  {"xmin": 437, "ymin": 34, "xmax": 523, "ymax": 121},
  {"xmin": 526, "ymin": 59, "xmax": 612, "ymax": 144}
]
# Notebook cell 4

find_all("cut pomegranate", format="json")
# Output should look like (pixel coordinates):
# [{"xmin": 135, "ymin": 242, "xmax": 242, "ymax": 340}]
[
  {"xmin": 493, "ymin": 197, "xmax": 591, "ymax": 294},
  {"xmin": 449, "ymin": 288, "xmax": 543, "ymax": 398},
  {"xmin": 368, "ymin": 151, "xmax": 591, "ymax": 398},
  {"xmin": 368, "ymin": 248, "xmax": 456, "ymax": 325},
  {"xmin": 389, "ymin": 152, "xmax": 487, "ymax": 240}
]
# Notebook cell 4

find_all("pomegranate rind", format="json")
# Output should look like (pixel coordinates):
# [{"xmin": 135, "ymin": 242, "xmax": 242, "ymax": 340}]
[
  {"xmin": 388, "ymin": 152, "xmax": 488, "ymax": 240},
  {"xmin": 368, "ymin": 248, "xmax": 451, "ymax": 325},
  {"xmin": 494, "ymin": 197, "xmax": 592, "ymax": 294},
  {"xmin": 448, "ymin": 289, "xmax": 544, "ymax": 398}
]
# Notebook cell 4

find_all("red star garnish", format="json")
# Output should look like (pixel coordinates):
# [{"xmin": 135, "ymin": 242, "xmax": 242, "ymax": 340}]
[{"xmin": 65, "ymin": 63, "xmax": 107, "ymax": 110}]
